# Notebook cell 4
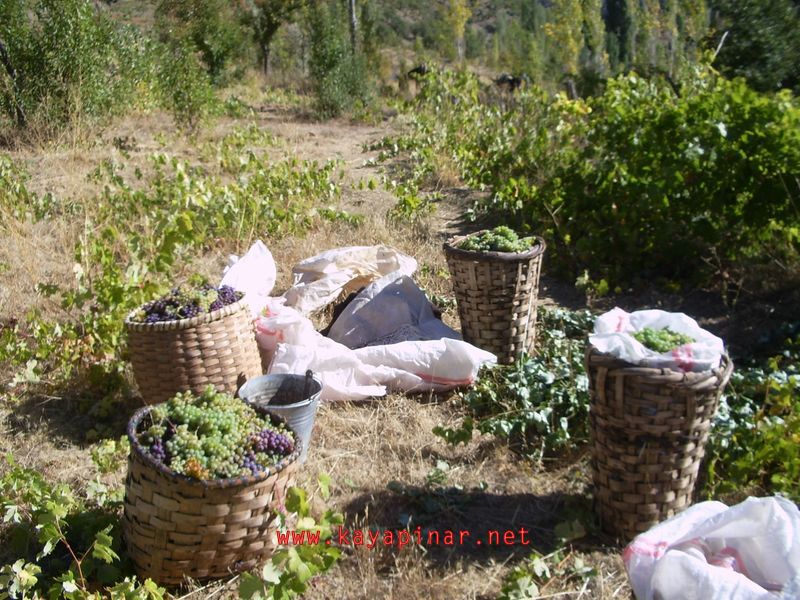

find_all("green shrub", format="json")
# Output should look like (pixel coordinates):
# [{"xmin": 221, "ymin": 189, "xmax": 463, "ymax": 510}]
[
  {"xmin": 705, "ymin": 336, "xmax": 800, "ymax": 501},
  {"xmin": 0, "ymin": 0, "xmax": 140, "ymax": 130},
  {"xmin": 154, "ymin": 0, "xmax": 249, "ymax": 85},
  {"xmin": 156, "ymin": 40, "xmax": 217, "ymax": 131},
  {"xmin": 306, "ymin": 0, "xmax": 370, "ymax": 118},
  {"xmin": 388, "ymin": 66, "xmax": 800, "ymax": 289}
]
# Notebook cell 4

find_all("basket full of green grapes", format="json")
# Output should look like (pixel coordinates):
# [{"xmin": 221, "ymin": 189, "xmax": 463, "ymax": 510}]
[
  {"xmin": 123, "ymin": 386, "xmax": 299, "ymax": 585},
  {"xmin": 443, "ymin": 227, "xmax": 546, "ymax": 364},
  {"xmin": 125, "ymin": 283, "xmax": 263, "ymax": 404}
]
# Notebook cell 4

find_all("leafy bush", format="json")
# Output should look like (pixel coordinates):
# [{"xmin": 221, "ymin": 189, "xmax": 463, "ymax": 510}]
[
  {"xmin": 0, "ymin": 449, "xmax": 167, "ymax": 599},
  {"xmin": 0, "ymin": 0, "xmax": 140, "ymax": 130},
  {"xmin": 306, "ymin": 0, "xmax": 371, "ymax": 118},
  {"xmin": 389, "ymin": 67, "xmax": 800, "ymax": 289},
  {"xmin": 705, "ymin": 336, "xmax": 800, "ymax": 501},
  {"xmin": 434, "ymin": 308, "xmax": 594, "ymax": 458},
  {"xmin": 155, "ymin": 40, "xmax": 217, "ymax": 131},
  {"xmin": 154, "ymin": 0, "xmax": 249, "ymax": 84}
]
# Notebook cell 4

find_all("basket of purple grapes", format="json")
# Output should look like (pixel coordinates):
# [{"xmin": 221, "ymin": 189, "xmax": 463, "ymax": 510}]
[
  {"xmin": 123, "ymin": 386, "xmax": 300, "ymax": 585},
  {"xmin": 125, "ymin": 283, "xmax": 263, "ymax": 404}
]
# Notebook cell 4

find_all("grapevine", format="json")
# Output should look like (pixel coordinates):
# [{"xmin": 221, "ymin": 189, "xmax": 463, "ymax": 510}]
[
  {"xmin": 137, "ymin": 387, "xmax": 295, "ymax": 480},
  {"xmin": 131, "ymin": 284, "xmax": 243, "ymax": 324},
  {"xmin": 457, "ymin": 226, "xmax": 534, "ymax": 253},
  {"xmin": 632, "ymin": 327, "xmax": 695, "ymax": 353}
]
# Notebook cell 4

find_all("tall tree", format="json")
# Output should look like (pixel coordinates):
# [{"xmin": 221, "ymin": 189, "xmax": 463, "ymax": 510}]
[
  {"xmin": 155, "ymin": 0, "xmax": 247, "ymax": 83},
  {"xmin": 244, "ymin": 0, "xmax": 306, "ymax": 75},
  {"xmin": 347, "ymin": 0, "xmax": 357, "ymax": 54},
  {"xmin": 605, "ymin": 0, "xmax": 633, "ymax": 68},
  {"xmin": 545, "ymin": 0, "xmax": 582, "ymax": 77},
  {"xmin": 444, "ymin": 0, "xmax": 472, "ymax": 63},
  {"xmin": 581, "ymin": 0, "xmax": 609, "ymax": 75}
]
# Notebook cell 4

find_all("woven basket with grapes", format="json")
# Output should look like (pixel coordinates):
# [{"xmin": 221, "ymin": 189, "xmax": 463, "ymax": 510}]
[
  {"xmin": 123, "ymin": 387, "xmax": 300, "ymax": 585},
  {"xmin": 443, "ymin": 227, "xmax": 546, "ymax": 364},
  {"xmin": 125, "ymin": 283, "xmax": 263, "ymax": 404}
]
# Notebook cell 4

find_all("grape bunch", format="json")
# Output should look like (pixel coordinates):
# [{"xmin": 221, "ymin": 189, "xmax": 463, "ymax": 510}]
[
  {"xmin": 138, "ymin": 386, "xmax": 295, "ymax": 480},
  {"xmin": 132, "ymin": 284, "xmax": 243, "ymax": 324},
  {"xmin": 457, "ymin": 226, "xmax": 534, "ymax": 253},
  {"xmin": 632, "ymin": 327, "xmax": 695, "ymax": 353},
  {"xmin": 252, "ymin": 428, "xmax": 294, "ymax": 456}
]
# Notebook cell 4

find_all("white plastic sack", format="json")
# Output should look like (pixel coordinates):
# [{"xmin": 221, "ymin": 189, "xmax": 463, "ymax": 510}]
[
  {"xmin": 270, "ymin": 342, "xmax": 389, "ymax": 402},
  {"xmin": 220, "ymin": 240, "xmax": 277, "ymax": 317},
  {"xmin": 282, "ymin": 246, "xmax": 417, "ymax": 315},
  {"xmin": 590, "ymin": 307, "xmax": 724, "ymax": 372},
  {"xmin": 327, "ymin": 271, "xmax": 459, "ymax": 349},
  {"xmin": 354, "ymin": 338, "xmax": 496, "ymax": 392},
  {"xmin": 256, "ymin": 298, "xmax": 496, "ymax": 401},
  {"xmin": 270, "ymin": 337, "xmax": 495, "ymax": 401},
  {"xmin": 624, "ymin": 496, "xmax": 800, "ymax": 600}
]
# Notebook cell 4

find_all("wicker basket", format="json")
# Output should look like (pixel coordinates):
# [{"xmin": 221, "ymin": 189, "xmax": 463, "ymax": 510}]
[
  {"xmin": 125, "ymin": 300, "xmax": 263, "ymax": 404},
  {"xmin": 122, "ymin": 404, "xmax": 300, "ymax": 585},
  {"xmin": 586, "ymin": 347, "xmax": 733, "ymax": 540},
  {"xmin": 443, "ymin": 233, "xmax": 546, "ymax": 364}
]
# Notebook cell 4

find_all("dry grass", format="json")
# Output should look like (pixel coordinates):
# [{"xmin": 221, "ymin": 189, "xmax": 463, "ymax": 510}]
[{"xmin": 0, "ymin": 96, "xmax": 633, "ymax": 599}]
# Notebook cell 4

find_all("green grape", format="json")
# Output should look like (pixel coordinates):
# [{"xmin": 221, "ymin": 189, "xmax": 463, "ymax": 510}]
[
  {"xmin": 632, "ymin": 327, "xmax": 695, "ymax": 352},
  {"xmin": 457, "ymin": 226, "xmax": 534, "ymax": 253},
  {"xmin": 138, "ymin": 386, "xmax": 295, "ymax": 480}
]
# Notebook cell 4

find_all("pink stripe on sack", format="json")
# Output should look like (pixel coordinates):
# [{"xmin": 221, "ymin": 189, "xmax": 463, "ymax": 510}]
[
  {"xmin": 623, "ymin": 540, "xmax": 669, "ymax": 564},
  {"xmin": 415, "ymin": 373, "xmax": 474, "ymax": 386},
  {"xmin": 672, "ymin": 344, "xmax": 694, "ymax": 372},
  {"xmin": 709, "ymin": 547, "xmax": 751, "ymax": 578}
]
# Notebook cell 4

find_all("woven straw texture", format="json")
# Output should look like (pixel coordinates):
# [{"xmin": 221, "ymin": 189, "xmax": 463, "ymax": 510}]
[
  {"xmin": 123, "ymin": 405, "xmax": 299, "ymax": 585},
  {"xmin": 586, "ymin": 347, "xmax": 733, "ymax": 540},
  {"xmin": 125, "ymin": 300, "xmax": 263, "ymax": 404},
  {"xmin": 443, "ymin": 233, "xmax": 546, "ymax": 364}
]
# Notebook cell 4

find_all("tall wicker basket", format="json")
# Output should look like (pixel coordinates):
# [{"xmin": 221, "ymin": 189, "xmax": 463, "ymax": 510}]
[
  {"xmin": 443, "ymin": 233, "xmax": 546, "ymax": 364},
  {"xmin": 125, "ymin": 300, "xmax": 263, "ymax": 404},
  {"xmin": 123, "ymin": 405, "xmax": 300, "ymax": 585},
  {"xmin": 586, "ymin": 347, "xmax": 733, "ymax": 540}
]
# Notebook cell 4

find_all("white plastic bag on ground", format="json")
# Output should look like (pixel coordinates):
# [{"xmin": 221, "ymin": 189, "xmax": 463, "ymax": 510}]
[
  {"xmin": 270, "ymin": 342, "xmax": 389, "ymax": 402},
  {"xmin": 624, "ymin": 496, "xmax": 800, "ymax": 600},
  {"xmin": 354, "ymin": 338, "xmax": 496, "ymax": 391},
  {"xmin": 220, "ymin": 240, "xmax": 277, "ymax": 317},
  {"xmin": 256, "ymin": 296, "xmax": 496, "ymax": 401},
  {"xmin": 327, "ymin": 271, "xmax": 459, "ymax": 349},
  {"xmin": 282, "ymin": 246, "xmax": 417, "ymax": 315},
  {"xmin": 590, "ymin": 307, "xmax": 724, "ymax": 372}
]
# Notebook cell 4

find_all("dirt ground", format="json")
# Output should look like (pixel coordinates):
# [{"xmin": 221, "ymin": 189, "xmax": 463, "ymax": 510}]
[{"xmin": 1, "ymin": 102, "xmax": 636, "ymax": 599}]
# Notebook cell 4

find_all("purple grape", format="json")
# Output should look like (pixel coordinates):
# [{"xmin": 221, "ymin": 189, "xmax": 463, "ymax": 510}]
[{"xmin": 150, "ymin": 439, "xmax": 167, "ymax": 464}]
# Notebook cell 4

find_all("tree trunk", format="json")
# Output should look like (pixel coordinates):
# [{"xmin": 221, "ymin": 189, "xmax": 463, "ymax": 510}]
[
  {"xmin": 261, "ymin": 41, "xmax": 271, "ymax": 76},
  {"xmin": 564, "ymin": 77, "xmax": 578, "ymax": 100},
  {"xmin": 348, "ymin": 0, "xmax": 358, "ymax": 53},
  {"xmin": 0, "ymin": 38, "xmax": 26, "ymax": 128}
]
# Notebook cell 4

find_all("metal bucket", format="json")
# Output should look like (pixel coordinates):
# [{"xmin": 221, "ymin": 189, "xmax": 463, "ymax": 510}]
[{"xmin": 238, "ymin": 371, "xmax": 322, "ymax": 463}]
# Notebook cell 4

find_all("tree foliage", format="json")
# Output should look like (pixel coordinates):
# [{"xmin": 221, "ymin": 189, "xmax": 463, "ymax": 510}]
[
  {"xmin": 710, "ymin": 0, "xmax": 800, "ymax": 92},
  {"xmin": 243, "ymin": 0, "xmax": 306, "ymax": 75},
  {"xmin": 155, "ymin": 0, "xmax": 249, "ymax": 84}
]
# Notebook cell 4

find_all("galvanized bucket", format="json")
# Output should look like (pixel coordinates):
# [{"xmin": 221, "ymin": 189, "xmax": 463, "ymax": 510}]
[{"xmin": 238, "ymin": 371, "xmax": 322, "ymax": 463}]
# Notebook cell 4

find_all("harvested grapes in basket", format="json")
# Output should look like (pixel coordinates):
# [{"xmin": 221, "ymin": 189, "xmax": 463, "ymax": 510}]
[
  {"xmin": 130, "ymin": 283, "xmax": 243, "ymax": 324},
  {"xmin": 136, "ymin": 386, "xmax": 295, "ymax": 480}
]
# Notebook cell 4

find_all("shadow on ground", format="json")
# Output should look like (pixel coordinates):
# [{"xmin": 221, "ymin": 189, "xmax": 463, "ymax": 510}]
[
  {"xmin": 4, "ymin": 381, "xmax": 142, "ymax": 445},
  {"xmin": 340, "ymin": 484, "xmax": 607, "ymax": 564}
]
